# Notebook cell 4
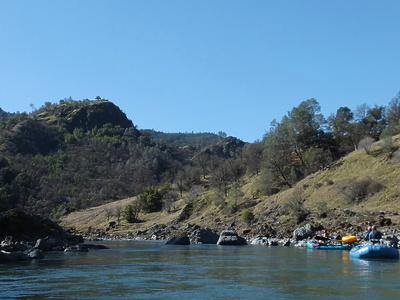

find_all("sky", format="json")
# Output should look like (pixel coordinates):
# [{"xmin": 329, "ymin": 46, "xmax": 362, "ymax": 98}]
[{"xmin": 1, "ymin": 1, "xmax": 400, "ymax": 142}]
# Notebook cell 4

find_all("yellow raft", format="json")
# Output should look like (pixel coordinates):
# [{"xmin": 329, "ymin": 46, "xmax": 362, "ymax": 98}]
[{"xmin": 341, "ymin": 235, "xmax": 357, "ymax": 242}]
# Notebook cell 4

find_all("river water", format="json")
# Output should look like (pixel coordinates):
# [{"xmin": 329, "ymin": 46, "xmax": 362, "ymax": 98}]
[{"xmin": 1, "ymin": 240, "xmax": 399, "ymax": 299}]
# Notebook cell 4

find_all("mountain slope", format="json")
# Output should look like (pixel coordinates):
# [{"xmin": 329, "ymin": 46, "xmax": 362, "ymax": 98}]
[{"xmin": 60, "ymin": 135, "xmax": 400, "ymax": 239}]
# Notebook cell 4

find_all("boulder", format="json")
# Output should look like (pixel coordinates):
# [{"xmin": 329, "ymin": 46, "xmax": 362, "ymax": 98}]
[
  {"xmin": 383, "ymin": 235, "xmax": 399, "ymax": 243},
  {"xmin": 217, "ymin": 230, "xmax": 247, "ymax": 246},
  {"xmin": 26, "ymin": 248, "xmax": 44, "ymax": 259},
  {"xmin": 189, "ymin": 228, "xmax": 219, "ymax": 244},
  {"xmin": 64, "ymin": 244, "xmax": 89, "ymax": 252},
  {"xmin": 268, "ymin": 240, "xmax": 279, "ymax": 246},
  {"xmin": 293, "ymin": 224, "xmax": 315, "ymax": 241},
  {"xmin": 0, "ymin": 250, "xmax": 27, "ymax": 262},
  {"xmin": 84, "ymin": 244, "xmax": 109, "ymax": 250},
  {"xmin": 166, "ymin": 235, "xmax": 190, "ymax": 245},
  {"xmin": 294, "ymin": 240, "xmax": 308, "ymax": 247},
  {"xmin": 35, "ymin": 237, "xmax": 64, "ymax": 251},
  {"xmin": 250, "ymin": 237, "xmax": 268, "ymax": 245}
]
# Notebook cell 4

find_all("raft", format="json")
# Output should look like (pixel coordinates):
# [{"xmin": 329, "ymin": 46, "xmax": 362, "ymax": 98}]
[
  {"xmin": 307, "ymin": 241, "xmax": 352, "ymax": 250},
  {"xmin": 350, "ymin": 244, "xmax": 399, "ymax": 259},
  {"xmin": 341, "ymin": 236, "xmax": 357, "ymax": 243}
]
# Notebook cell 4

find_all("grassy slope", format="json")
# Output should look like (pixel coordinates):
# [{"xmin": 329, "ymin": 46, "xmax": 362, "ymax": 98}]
[{"xmin": 60, "ymin": 135, "xmax": 400, "ymax": 238}]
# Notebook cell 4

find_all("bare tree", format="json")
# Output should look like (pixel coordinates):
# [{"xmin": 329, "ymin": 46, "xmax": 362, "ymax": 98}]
[
  {"xmin": 104, "ymin": 206, "xmax": 115, "ymax": 222},
  {"xmin": 358, "ymin": 137, "xmax": 375, "ymax": 154},
  {"xmin": 115, "ymin": 205, "xmax": 122, "ymax": 225}
]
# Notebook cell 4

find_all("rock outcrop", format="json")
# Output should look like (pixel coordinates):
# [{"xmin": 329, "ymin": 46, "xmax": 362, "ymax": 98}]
[
  {"xmin": 166, "ymin": 235, "xmax": 191, "ymax": 245},
  {"xmin": 189, "ymin": 228, "xmax": 219, "ymax": 244},
  {"xmin": 217, "ymin": 230, "xmax": 247, "ymax": 246},
  {"xmin": 0, "ymin": 209, "xmax": 106, "ymax": 263},
  {"xmin": 293, "ymin": 224, "xmax": 315, "ymax": 241}
]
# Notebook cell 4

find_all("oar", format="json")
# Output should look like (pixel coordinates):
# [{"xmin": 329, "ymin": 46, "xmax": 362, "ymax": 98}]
[{"xmin": 314, "ymin": 236, "xmax": 330, "ymax": 241}]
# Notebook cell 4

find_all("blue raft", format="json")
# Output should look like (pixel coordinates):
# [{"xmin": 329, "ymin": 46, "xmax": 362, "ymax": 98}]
[
  {"xmin": 307, "ymin": 241, "xmax": 352, "ymax": 250},
  {"xmin": 350, "ymin": 244, "xmax": 399, "ymax": 259}
]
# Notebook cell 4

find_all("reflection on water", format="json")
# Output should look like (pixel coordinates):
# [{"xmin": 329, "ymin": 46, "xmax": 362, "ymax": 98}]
[{"xmin": 0, "ymin": 241, "xmax": 399, "ymax": 299}]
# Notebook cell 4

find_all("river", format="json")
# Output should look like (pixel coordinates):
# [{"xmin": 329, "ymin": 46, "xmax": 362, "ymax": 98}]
[{"xmin": 1, "ymin": 240, "xmax": 399, "ymax": 299}]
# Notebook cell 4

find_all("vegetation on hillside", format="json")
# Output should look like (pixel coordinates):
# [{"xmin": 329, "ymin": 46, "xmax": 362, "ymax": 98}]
[{"xmin": 1, "ymin": 93, "xmax": 400, "ymax": 231}]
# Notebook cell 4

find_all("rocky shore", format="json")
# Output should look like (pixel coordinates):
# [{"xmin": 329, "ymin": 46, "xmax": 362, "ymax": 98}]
[
  {"xmin": 0, "ymin": 209, "xmax": 107, "ymax": 263},
  {"xmin": 2, "ymin": 209, "xmax": 399, "ymax": 264},
  {"xmin": 85, "ymin": 222, "xmax": 400, "ymax": 248}
]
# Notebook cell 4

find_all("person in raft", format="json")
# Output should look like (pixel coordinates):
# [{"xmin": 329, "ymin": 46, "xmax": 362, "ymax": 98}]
[
  {"xmin": 364, "ymin": 226, "xmax": 372, "ymax": 241},
  {"xmin": 368, "ymin": 225, "xmax": 383, "ymax": 243},
  {"xmin": 334, "ymin": 231, "xmax": 342, "ymax": 245}
]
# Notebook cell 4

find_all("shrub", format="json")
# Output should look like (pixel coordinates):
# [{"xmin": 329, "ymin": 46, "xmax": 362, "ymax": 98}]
[
  {"xmin": 338, "ymin": 176, "xmax": 384, "ymax": 203},
  {"xmin": 242, "ymin": 209, "xmax": 255, "ymax": 224},
  {"xmin": 138, "ymin": 187, "xmax": 163, "ymax": 213},
  {"xmin": 123, "ymin": 204, "xmax": 136, "ymax": 223}
]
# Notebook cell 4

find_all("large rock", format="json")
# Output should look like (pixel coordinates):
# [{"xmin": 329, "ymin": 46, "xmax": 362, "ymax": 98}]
[
  {"xmin": 64, "ymin": 244, "xmax": 89, "ymax": 252},
  {"xmin": 166, "ymin": 235, "xmax": 190, "ymax": 245},
  {"xmin": 293, "ymin": 224, "xmax": 315, "ymax": 241},
  {"xmin": 84, "ymin": 244, "xmax": 109, "ymax": 250},
  {"xmin": 0, "ymin": 209, "xmax": 65, "ymax": 241},
  {"xmin": 217, "ymin": 230, "xmax": 247, "ymax": 246},
  {"xmin": 189, "ymin": 228, "xmax": 219, "ymax": 244},
  {"xmin": 35, "ymin": 237, "xmax": 65, "ymax": 251},
  {"xmin": 26, "ymin": 248, "xmax": 44, "ymax": 259},
  {"xmin": 0, "ymin": 250, "xmax": 28, "ymax": 262},
  {"xmin": 250, "ymin": 237, "xmax": 268, "ymax": 245}
]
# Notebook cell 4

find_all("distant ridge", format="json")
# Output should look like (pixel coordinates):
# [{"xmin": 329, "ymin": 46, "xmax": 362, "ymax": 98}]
[{"xmin": 140, "ymin": 129, "xmax": 222, "ymax": 147}]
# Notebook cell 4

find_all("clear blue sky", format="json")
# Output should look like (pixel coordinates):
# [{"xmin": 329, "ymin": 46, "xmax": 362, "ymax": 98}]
[{"xmin": 1, "ymin": 1, "xmax": 400, "ymax": 142}]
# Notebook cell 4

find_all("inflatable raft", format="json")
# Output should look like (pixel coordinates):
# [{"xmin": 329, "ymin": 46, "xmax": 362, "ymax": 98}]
[
  {"xmin": 307, "ymin": 241, "xmax": 352, "ymax": 250},
  {"xmin": 350, "ymin": 244, "xmax": 399, "ymax": 259}
]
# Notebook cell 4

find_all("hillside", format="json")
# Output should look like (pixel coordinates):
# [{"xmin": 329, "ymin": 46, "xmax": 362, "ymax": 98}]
[
  {"xmin": 0, "ymin": 100, "xmax": 245, "ymax": 216},
  {"xmin": 2, "ymin": 98, "xmax": 400, "ymax": 240},
  {"xmin": 60, "ymin": 135, "xmax": 400, "ymax": 239}
]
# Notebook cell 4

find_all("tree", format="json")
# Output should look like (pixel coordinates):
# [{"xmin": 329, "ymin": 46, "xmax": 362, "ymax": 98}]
[
  {"xmin": 358, "ymin": 137, "xmax": 375, "ymax": 154},
  {"xmin": 364, "ymin": 105, "xmax": 386, "ymax": 139},
  {"xmin": 287, "ymin": 98, "xmax": 326, "ymax": 150},
  {"xmin": 138, "ymin": 187, "xmax": 163, "ymax": 213},
  {"xmin": 115, "ymin": 205, "xmax": 122, "ymax": 225},
  {"xmin": 104, "ymin": 207, "xmax": 115, "ymax": 221},
  {"xmin": 210, "ymin": 160, "xmax": 233, "ymax": 197},
  {"xmin": 243, "ymin": 141, "xmax": 263, "ymax": 176},
  {"xmin": 262, "ymin": 125, "xmax": 293, "ymax": 188},
  {"xmin": 123, "ymin": 204, "xmax": 136, "ymax": 223},
  {"xmin": 227, "ymin": 182, "xmax": 244, "ymax": 213},
  {"xmin": 380, "ymin": 129, "xmax": 396, "ymax": 158},
  {"xmin": 193, "ymin": 152, "xmax": 210, "ymax": 179},
  {"xmin": 386, "ymin": 92, "xmax": 400, "ymax": 135},
  {"xmin": 218, "ymin": 131, "xmax": 227, "ymax": 138},
  {"xmin": 327, "ymin": 106, "xmax": 354, "ymax": 152}
]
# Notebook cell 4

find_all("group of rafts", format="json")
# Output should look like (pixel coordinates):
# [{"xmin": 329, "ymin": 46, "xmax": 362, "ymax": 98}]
[{"xmin": 307, "ymin": 235, "xmax": 400, "ymax": 259}]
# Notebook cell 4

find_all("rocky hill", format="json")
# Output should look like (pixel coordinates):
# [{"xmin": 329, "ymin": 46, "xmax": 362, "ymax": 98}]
[{"xmin": 36, "ymin": 100, "xmax": 135, "ymax": 133}]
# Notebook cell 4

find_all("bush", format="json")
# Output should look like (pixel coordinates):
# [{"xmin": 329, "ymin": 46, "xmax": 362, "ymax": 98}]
[
  {"xmin": 338, "ymin": 176, "xmax": 384, "ymax": 203},
  {"xmin": 123, "ymin": 204, "xmax": 136, "ymax": 223},
  {"xmin": 242, "ymin": 209, "xmax": 255, "ymax": 224},
  {"xmin": 138, "ymin": 187, "xmax": 163, "ymax": 213}
]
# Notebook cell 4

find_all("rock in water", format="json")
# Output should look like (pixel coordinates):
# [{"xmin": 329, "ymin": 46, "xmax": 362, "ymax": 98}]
[
  {"xmin": 189, "ymin": 228, "xmax": 219, "ymax": 244},
  {"xmin": 217, "ymin": 230, "xmax": 247, "ymax": 246},
  {"xmin": 293, "ymin": 224, "xmax": 315, "ymax": 241},
  {"xmin": 166, "ymin": 235, "xmax": 190, "ymax": 245},
  {"xmin": 26, "ymin": 249, "xmax": 44, "ymax": 259}
]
